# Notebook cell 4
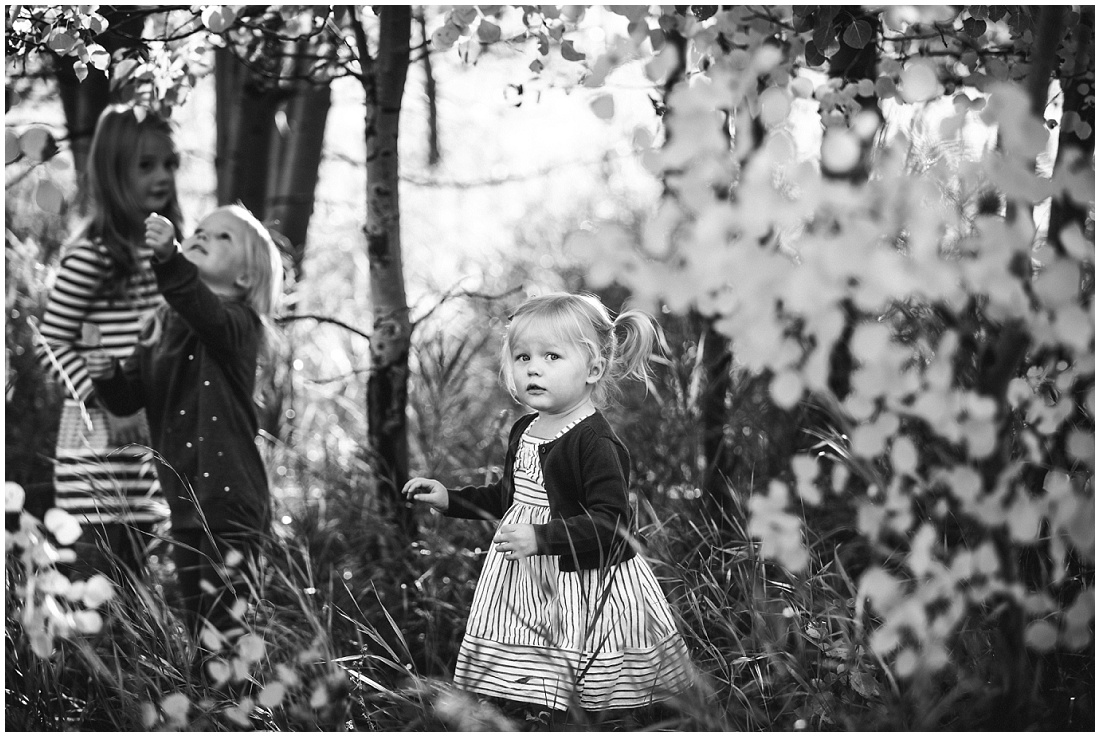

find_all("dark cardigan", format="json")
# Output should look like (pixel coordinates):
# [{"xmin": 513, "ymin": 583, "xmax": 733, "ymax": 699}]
[
  {"xmin": 446, "ymin": 411, "xmax": 637, "ymax": 572},
  {"xmin": 91, "ymin": 249, "xmax": 270, "ymax": 534}
]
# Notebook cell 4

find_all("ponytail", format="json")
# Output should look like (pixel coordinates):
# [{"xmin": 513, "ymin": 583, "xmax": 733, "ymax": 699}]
[{"xmin": 611, "ymin": 309, "xmax": 661, "ymax": 390}]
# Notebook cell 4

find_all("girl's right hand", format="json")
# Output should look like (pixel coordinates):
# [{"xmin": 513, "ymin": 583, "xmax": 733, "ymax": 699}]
[
  {"xmin": 105, "ymin": 410, "xmax": 149, "ymax": 446},
  {"xmin": 84, "ymin": 349, "xmax": 116, "ymax": 380},
  {"xmin": 144, "ymin": 213, "xmax": 177, "ymax": 257},
  {"xmin": 402, "ymin": 477, "xmax": 448, "ymax": 512}
]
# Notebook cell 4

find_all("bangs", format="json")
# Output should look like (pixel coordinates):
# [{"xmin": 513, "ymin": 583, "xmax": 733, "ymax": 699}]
[{"xmin": 508, "ymin": 305, "xmax": 593, "ymax": 353}]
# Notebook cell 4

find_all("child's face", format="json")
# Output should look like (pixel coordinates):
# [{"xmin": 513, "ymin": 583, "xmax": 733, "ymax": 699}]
[
  {"xmin": 181, "ymin": 211, "xmax": 251, "ymax": 298},
  {"xmin": 508, "ymin": 327, "xmax": 602, "ymax": 417},
  {"xmin": 129, "ymin": 132, "xmax": 178, "ymax": 215}
]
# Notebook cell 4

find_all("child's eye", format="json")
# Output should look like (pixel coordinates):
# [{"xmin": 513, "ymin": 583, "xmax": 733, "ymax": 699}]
[
  {"xmin": 546, "ymin": 353, "xmax": 560, "ymax": 360},
  {"xmin": 514, "ymin": 353, "xmax": 529, "ymax": 361}
]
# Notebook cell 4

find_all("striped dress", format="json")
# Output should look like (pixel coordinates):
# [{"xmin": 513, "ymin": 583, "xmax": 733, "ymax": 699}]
[
  {"xmin": 36, "ymin": 239, "xmax": 167, "ymax": 526},
  {"xmin": 454, "ymin": 416, "xmax": 693, "ymax": 712}
]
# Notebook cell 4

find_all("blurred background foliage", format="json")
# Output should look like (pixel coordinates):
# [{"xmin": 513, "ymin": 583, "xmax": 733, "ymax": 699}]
[{"xmin": 5, "ymin": 4, "xmax": 1094, "ymax": 731}]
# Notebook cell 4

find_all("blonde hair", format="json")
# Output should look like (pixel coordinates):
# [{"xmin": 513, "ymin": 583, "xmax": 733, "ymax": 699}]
[
  {"xmin": 501, "ymin": 292, "xmax": 661, "ymax": 408},
  {"xmin": 216, "ymin": 203, "xmax": 283, "ymax": 319},
  {"xmin": 77, "ymin": 104, "xmax": 183, "ymax": 297}
]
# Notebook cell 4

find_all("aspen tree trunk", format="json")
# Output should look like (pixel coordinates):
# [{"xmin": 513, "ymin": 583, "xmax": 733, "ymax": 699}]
[
  {"xmin": 355, "ymin": 6, "xmax": 414, "ymax": 535},
  {"xmin": 984, "ymin": 7, "xmax": 1066, "ymax": 729},
  {"xmin": 416, "ymin": 9, "xmax": 441, "ymax": 167}
]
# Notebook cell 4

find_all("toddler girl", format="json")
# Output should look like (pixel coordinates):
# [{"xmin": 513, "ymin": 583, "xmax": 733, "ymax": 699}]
[
  {"xmin": 85, "ymin": 204, "xmax": 282, "ymax": 648},
  {"xmin": 37, "ymin": 104, "xmax": 181, "ymax": 577},
  {"xmin": 404, "ymin": 292, "xmax": 693, "ymax": 715}
]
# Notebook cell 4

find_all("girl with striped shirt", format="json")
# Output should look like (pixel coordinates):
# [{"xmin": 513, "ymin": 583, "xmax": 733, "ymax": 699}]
[
  {"xmin": 36, "ymin": 105, "xmax": 181, "ymax": 576},
  {"xmin": 405, "ymin": 293, "xmax": 693, "ymax": 718}
]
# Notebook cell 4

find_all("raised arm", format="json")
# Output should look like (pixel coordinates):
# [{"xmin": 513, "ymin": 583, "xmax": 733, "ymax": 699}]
[{"xmin": 151, "ymin": 249, "xmax": 260, "ymax": 362}]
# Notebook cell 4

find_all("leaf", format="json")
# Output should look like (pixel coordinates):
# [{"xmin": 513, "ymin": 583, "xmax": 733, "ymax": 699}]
[
  {"xmin": 890, "ymin": 436, "xmax": 918, "ymax": 476},
  {"xmin": 73, "ymin": 610, "xmax": 103, "ymax": 634},
  {"xmin": 44, "ymin": 508, "xmax": 81, "ymax": 546},
  {"xmin": 561, "ymin": 39, "xmax": 585, "ymax": 62},
  {"xmin": 431, "ymin": 23, "xmax": 461, "ymax": 50},
  {"xmin": 589, "ymin": 92, "xmax": 614, "ymax": 120},
  {"xmin": 804, "ymin": 39, "xmax": 827, "ymax": 67},
  {"xmin": 82, "ymin": 574, "xmax": 115, "ymax": 607},
  {"xmin": 821, "ymin": 128, "xmax": 861, "ymax": 173},
  {"xmin": 73, "ymin": 60, "xmax": 89, "ymax": 83},
  {"xmin": 759, "ymin": 86, "xmax": 792, "ymax": 127},
  {"xmin": 962, "ymin": 17, "xmax": 987, "ymax": 38},
  {"xmin": 1024, "ymin": 620, "xmax": 1058, "ymax": 652},
  {"xmin": 201, "ymin": 6, "xmax": 234, "ymax": 33},
  {"xmin": 86, "ymin": 43, "xmax": 110, "ymax": 70},
  {"xmin": 206, "ymin": 658, "xmax": 231, "ymax": 686},
  {"xmin": 899, "ymin": 63, "xmax": 939, "ymax": 103},
  {"xmin": 770, "ymin": 369, "xmax": 803, "ymax": 409},
  {"xmin": 452, "ymin": 6, "xmax": 478, "ymax": 25},
  {"xmin": 5, "ymin": 481, "xmax": 25, "ymax": 513},
  {"xmin": 258, "ymin": 682, "xmax": 287, "ymax": 708},
  {"xmin": 47, "ymin": 30, "xmax": 77, "ymax": 55},
  {"xmin": 476, "ymin": 19, "xmax": 501, "ymax": 44},
  {"xmin": 849, "ymin": 670, "xmax": 879, "ymax": 698},
  {"xmin": 842, "ymin": 20, "xmax": 874, "ymax": 49},
  {"xmin": 160, "ymin": 692, "xmax": 191, "ymax": 726},
  {"xmin": 20, "ymin": 126, "xmax": 57, "ymax": 161},
  {"xmin": 237, "ymin": 633, "xmax": 267, "ymax": 663}
]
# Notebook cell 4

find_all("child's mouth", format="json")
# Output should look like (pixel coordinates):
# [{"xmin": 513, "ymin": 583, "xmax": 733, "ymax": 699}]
[{"xmin": 526, "ymin": 384, "xmax": 545, "ymax": 393}]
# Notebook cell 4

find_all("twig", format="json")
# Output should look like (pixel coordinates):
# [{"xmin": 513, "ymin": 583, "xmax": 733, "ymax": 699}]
[
  {"xmin": 276, "ymin": 313, "xmax": 372, "ymax": 341},
  {"xmin": 29, "ymin": 318, "xmax": 94, "ymax": 432},
  {"xmin": 411, "ymin": 284, "xmax": 524, "ymax": 328}
]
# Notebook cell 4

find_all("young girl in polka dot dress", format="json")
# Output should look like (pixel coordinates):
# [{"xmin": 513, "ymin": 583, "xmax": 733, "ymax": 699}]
[
  {"xmin": 405, "ymin": 292, "xmax": 694, "ymax": 718},
  {"xmin": 85, "ymin": 205, "xmax": 282, "ymax": 651}
]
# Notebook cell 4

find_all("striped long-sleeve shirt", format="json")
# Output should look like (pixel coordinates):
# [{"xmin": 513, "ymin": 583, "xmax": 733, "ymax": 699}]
[
  {"xmin": 37, "ymin": 240, "xmax": 162, "ymax": 398},
  {"xmin": 36, "ymin": 239, "xmax": 167, "ymax": 526}
]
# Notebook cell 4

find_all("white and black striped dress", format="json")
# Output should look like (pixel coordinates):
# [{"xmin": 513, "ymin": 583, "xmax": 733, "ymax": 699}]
[
  {"xmin": 36, "ymin": 240, "xmax": 167, "ymax": 526},
  {"xmin": 454, "ymin": 416, "xmax": 693, "ymax": 712}
]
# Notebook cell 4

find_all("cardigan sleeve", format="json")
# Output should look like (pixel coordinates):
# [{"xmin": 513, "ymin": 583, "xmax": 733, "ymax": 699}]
[
  {"xmin": 532, "ymin": 431, "xmax": 632, "ymax": 559},
  {"xmin": 152, "ymin": 249, "xmax": 261, "ymax": 364},
  {"xmin": 445, "ymin": 478, "xmax": 507, "ymax": 521},
  {"xmin": 443, "ymin": 414, "xmax": 531, "ymax": 522},
  {"xmin": 90, "ymin": 352, "xmax": 146, "ymax": 417}
]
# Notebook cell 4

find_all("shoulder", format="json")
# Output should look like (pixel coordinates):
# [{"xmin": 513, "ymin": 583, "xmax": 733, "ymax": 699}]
[
  {"xmin": 58, "ymin": 239, "xmax": 111, "ymax": 271},
  {"xmin": 575, "ymin": 412, "xmax": 624, "ymax": 447},
  {"xmin": 507, "ymin": 413, "xmax": 537, "ymax": 442}
]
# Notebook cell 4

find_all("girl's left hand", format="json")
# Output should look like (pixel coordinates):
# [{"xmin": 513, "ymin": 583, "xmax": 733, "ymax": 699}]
[{"xmin": 493, "ymin": 523, "xmax": 538, "ymax": 561}]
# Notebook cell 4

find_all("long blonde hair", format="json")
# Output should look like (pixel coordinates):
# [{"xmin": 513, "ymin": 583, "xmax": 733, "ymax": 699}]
[
  {"xmin": 500, "ymin": 292, "xmax": 661, "ymax": 408},
  {"xmin": 76, "ymin": 104, "xmax": 183, "ymax": 298}
]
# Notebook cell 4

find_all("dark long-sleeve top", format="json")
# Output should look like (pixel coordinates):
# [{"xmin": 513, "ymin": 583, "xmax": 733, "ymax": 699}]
[
  {"xmin": 446, "ymin": 411, "xmax": 637, "ymax": 572},
  {"xmin": 91, "ymin": 249, "xmax": 270, "ymax": 533}
]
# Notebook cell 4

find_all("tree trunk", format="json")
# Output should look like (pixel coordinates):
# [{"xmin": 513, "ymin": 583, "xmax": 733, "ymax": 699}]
[
  {"xmin": 357, "ymin": 6, "xmax": 414, "ymax": 536},
  {"xmin": 214, "ymin": 47, "xmax": 284, "ymax": 212},
  {"xmin": 55, "ymin": 8, "xmax": 145, "ymax": 206},
  {"xmin": 264, "ymin": 38, "xmax": 333, "ymax": 282},
  {"xmin": 416, "ymin": 9, "xmax": 441, "ymax": 167}
]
